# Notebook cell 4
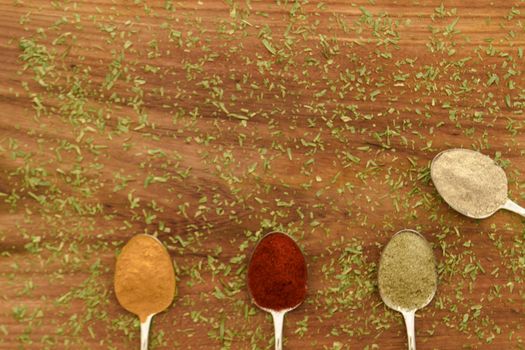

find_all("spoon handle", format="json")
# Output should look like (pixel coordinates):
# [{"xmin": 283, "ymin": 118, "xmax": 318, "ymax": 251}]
[
  {"xmin": 502, "ymin": 199, "xmax": 525, "ymax": 218},
  {"xmin": 271, "ymin": 310, "xmax": 285, "ymax": 350},
  {"xmin": 140, "ymin": 315, "xmax": 153, "ymax": 350},
  {"xmin": 402, "ymin": 311, "xmax": 416, "ymax": 350}
]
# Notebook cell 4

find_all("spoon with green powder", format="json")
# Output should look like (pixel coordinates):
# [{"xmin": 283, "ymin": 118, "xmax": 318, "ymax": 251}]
[
  {"xmin": 378, "ymin": 229, "xmax": 438, "ymax": 350},
  {"xmin": 431, "ymin": 148, "xmax": 525, "ymax": 219}
]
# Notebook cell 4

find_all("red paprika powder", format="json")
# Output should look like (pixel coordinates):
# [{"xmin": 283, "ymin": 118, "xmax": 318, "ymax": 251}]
[{"xmin": 247, "ymin": 232, "xmax": 307, "ymax": 311}]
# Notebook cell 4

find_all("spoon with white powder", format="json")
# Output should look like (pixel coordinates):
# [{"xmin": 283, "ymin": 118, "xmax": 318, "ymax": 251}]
[{"xmin": 431, "ymin": 148, "xmax": 525, "ymax": 219}]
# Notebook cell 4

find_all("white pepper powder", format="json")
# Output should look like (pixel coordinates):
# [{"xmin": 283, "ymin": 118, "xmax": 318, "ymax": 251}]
[{"xmin": 431, "ymin": 149, "xmax": 508, "ymax": 217}]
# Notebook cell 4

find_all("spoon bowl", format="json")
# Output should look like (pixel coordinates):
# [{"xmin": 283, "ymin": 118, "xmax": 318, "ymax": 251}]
[
  {"xmin": 378, "ymin": 230, "xmax": 437, "ymax": 312},
  {"xmin": 378, "ymin": 229, "xmax": 438, "ymax": 350},
  {"xmin": 431, "ymin": 149, "xmax": 525, "ymax": 219}
]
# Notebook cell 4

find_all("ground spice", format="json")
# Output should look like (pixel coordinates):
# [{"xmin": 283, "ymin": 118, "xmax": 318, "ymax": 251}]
[
  {"xmin": 378, "ymin": 230, "xmax": 437, "ymax": 311},
  {"xmin": 247, "ymin": 232, "xmax": 307, "ymax": 311},
  {"xmin": 114, "ymin": 234, "xmax": 176, "ymax": 323},
  {"xmin": 431, "ymin": 149, "xmax": 508, "ymax": 217}
]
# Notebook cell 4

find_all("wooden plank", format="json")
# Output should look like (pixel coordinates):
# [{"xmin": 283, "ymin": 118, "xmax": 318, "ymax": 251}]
[{"xmin": 0, "ymin": 0, "xmax": 524, "ymax": 349}]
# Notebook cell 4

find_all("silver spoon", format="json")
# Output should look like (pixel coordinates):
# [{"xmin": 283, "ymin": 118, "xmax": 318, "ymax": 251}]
[
  {"xmin": 431, "ymin": 148, "xmax": 525, "ymax": 219},
  {"xmin": 378, "ymin": 229, "xmax": 438, "ymax": 350},
  {"xmin": 255, "ymin": 305, "xmax": 297, "ymax": 350},
  {"xmin": 114, "ymin": 234, "xmax": 176, "ymax": 350},
  {"xmin": 247, "ymin": 232, "xmax": 307, "ymax": 350},
  {"xmin": 140, "ymin": 315, "xmax": 154, "ymax": 350}
]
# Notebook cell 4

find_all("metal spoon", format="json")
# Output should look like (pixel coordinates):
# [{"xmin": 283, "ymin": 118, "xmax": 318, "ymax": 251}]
[
  {"xmin": 431, "ymin": 148, "xmax": 525, "ymax": 219},
  {"xmin": 247, "ymin": 232, "xmax": 307, "ymax": 350},
  {"xmin": 140, "ymin": 315, "xmax": 154, "ymax": 350},
  {"xmin": 114, "ymin": 234, "xmax": 176, "ymax": 350},
  {"xmin": 255, "ymin": 305, "xmax": 298, "ymax": 350},
  {"xmin": 378, "ymin": 229, "xmax": 438, "ymax": 350},
  {"xmin": 138, "ymin": 235, "xmax": 167, "ymax": 350}
]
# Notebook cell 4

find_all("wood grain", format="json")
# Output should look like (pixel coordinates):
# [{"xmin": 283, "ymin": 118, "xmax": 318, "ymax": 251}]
[{"xmin": 1, "ymin": 0, "xmax": 525, "ymax": 349}]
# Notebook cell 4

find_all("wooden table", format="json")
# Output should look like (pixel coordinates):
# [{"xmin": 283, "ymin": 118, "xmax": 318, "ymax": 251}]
[{"xmin": 1, "ymin": 0, "xmax": 524, "ymax": 349}]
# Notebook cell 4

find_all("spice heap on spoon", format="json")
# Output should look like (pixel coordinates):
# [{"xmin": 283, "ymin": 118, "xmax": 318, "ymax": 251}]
[
  {"xmin": 247, "ymin": 232, "xmax": 307, "ymax": 350},
  {"xmin": 378, "ymin": 229, "xmax": 438, "ymax": 350},
  {"xmin": 431, "ymin": 148, "xmax": 525, "ymax": 218},
  {"xmin": 114, "ymin": 234, "xmax": 176, "ymax": 350}
]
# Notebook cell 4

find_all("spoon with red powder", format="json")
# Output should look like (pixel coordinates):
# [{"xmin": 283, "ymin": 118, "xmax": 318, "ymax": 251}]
[{"xmin": 247, "ymin": 231, "xmax": 308, "ymax": 350}]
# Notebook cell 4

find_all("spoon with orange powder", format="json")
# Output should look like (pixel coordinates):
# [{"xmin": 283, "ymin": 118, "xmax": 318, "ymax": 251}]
[{"xmin": 114, "ymin": 234, "xmax": 176, "ymax": 350}]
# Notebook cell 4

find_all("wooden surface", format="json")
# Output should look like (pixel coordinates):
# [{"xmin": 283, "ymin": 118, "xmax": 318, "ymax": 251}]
[{"xmin": 1, "ymin": 0, "xmax": 525, "ymax": 349}]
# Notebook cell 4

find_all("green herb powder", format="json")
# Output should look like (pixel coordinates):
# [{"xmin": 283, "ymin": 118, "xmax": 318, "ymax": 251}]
[{"xmin": 378, "ymin": 230, "xmax": 437, "ymax": 311}]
